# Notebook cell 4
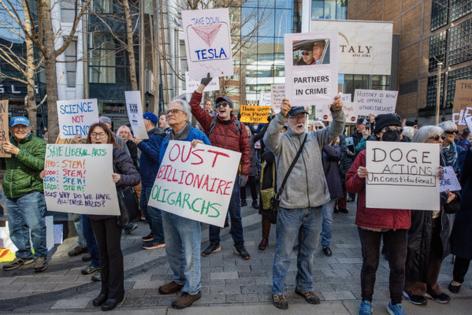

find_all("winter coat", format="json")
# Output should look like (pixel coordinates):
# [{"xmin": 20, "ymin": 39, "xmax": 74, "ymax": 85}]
[
  {"xmin": 322, "ymin": 144, "xmax": 344, "ymax": 200},
  {"xmin": 263, "ymin": 110, "xmax": 345, "ymax": 209},
  {"xmin": 89, "ymin": 147, "xmax": 141, "ymax": 220},
  {"xmin": 339, "ymin": 135, "xmax": 355, "ymax": 177},
  {"xmin": 137, "ymin": 127, "xmax": 166, "ymax": 187},
  {"xmin": 126, "ymin": 140, "xmax": 139, "ymax": 170},
  {"xmin": 451, "ymin": 149, "xmax": 472, "ymax": 259},
  {"xmin": 189, "ymin": 91, "xmax": 251, "ymax": 175},
  {"xmin": 159, "ymin": 124, "xmax": 211, "ymax": 163},
  {"xmin": 247, "ymin": 127, "xmax": 259, "ymax": 177},
  {"xmin": 345, "ymin": 150, "xmax": 411, "ymax": 230},
  {"xmin": 3, "ymin": 134, "xmax": 46, "ymax": 199}
]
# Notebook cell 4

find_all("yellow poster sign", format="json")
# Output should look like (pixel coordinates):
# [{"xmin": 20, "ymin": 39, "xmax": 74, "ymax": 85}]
[{"xmin": 240, "ymin": 105, "xmax": 271, "ymax": 124}]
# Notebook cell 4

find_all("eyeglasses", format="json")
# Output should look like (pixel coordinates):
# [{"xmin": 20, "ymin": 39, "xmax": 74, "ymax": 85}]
[
  {"xmin": 91, "ymin": 132, "xmax": 106, "ymax": 138},
  {"xmin": 445, "ymin": 130, "xmax": 458, "ymax": 135},
  {"xmin": 166, "ymin": 108, "xmax": 183, "ymax": 115},
  {"xmin": 301, "ymin": 51, "xmax": 312, "ymax": 56},
  {"xmin": 215, "ymin": 102, "xmax": 230, "ymax": 108},
  {"xmin": 429, "ymin": 135, "xmax": 442, "ymax": 141}
]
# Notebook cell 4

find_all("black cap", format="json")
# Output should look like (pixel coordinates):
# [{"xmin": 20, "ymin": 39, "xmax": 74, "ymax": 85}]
[
  {"xmin": 356, "ymin": 118, "xmax": 366, "ymax": 125},
  {"xmin": 374, "ymin": 113, "xmax": 401, "ymax": 134},
  {"xmin": 288, "ymin": 106, "xmax": 309, "ymax": 117},
  {"xmin": 215, "ymin": 96, "xmax": 233, "ymax": 108},
  {"xmin": 293, "ymin": 40, "xmax": 326, "ymax": 51}
]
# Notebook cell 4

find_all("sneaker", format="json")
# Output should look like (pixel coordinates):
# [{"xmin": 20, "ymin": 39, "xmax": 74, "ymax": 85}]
[
  {"xmin": 142, "ymin": 241, "xmax": 166, "ymax": 250},
  {"xmin": 322, "ymin": 247, "xmax": 332, "ymax": 257},
  {"xmin": 142, "ymin": 233, "xmax": 154, "ymax": 242},
  {"xmin": 272, "ymin": 294, "xmax": 288, "ymax": 310},
  {"xmin": 234, "ymin": 245, "xmax": 251, "ymax": 260},
  {"xmin": 425, "ymin": 290, "xmax": 450, "ymax": 304},
  {"xmin": 201, "ymin": 243, "xmax": 222, "ymax": 257},
  {"xmin": 91, "ymin": 273, "xmax": 101, "ymax": 282},
  {"xmin": 124, "ymin": 223, "xmax": 138, "ymax": 235},
  {"xmin": 68, "ymin": 246, "xmax": 87, "ymax": 257},
  {"xmin": 403, "ymin": 290, "xmax": 427, "ymax": 305},
  {"xmin": 241, "ymin": 200, "xmax": 247, "ymax": 207},
  {"xmin": 251, "ymin": 200, "xmax": 259, "ymax": 209},
  {"xmin": 81, "ymin": 264, "xmax": 101, "ymax": 275},
  {"xmin": 358, "ymin": 300, "xmax": 372, "ymax": 315},
  {"xmin": 171, "ymin": 292, "xmax": 201, "ymax": 309},
  {"xmin": 2, "ymin": 257, "xmax": 34, "ymax": 271},
  {"xmin": 386, "ymin": 302, "xmax": 406, "ymax": 315},
  {"xmin": 295, "ymin": 289, "xmax": 320, "ymax": 304},
  {"xmin": 33, "ymin": 257, "xmax": 48, "ymax": 273},
  {"xmin": 448, "ymin": 281, "xmax": 462, "ymax": 294},
  {"xmin": 82, "ymin": 254, "xmax": 92, "ymax": 262},
  {"xmin": 159, "ymin": 281, "xmax": 184, "ymax": 294}
]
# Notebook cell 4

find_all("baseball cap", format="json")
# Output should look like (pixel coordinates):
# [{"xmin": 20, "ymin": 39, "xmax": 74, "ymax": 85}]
[
  {"xmin": 215, "ymin": 96, "xmax": 233, "ymax": 108},
  {"xmin": 10, "ymin": 116, "xmax": 30, "ymax": 127},
  {"xmin": 288, "ymin": 106, "xmax": 309, "ymax": 117},
  {"xmin": 143, "ymin": 112, "xmax": 158, "ymax": 125}
]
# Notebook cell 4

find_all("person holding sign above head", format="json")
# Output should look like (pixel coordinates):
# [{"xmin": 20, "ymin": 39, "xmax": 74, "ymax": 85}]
[
  {"xmin": 346, "ymin": 113, "xmax": 411, "ymax": 315},
  {"xmin": 86, "ymin": 122, "xmax": 140, "ymax": 311},
  {"xmin": 190, "ymin": 73, "xmax": 252, "ymax": 261},
  {"xmin": 264, "ymin": 97, "xmax": 345, "ymax": 310},
  {"xmin": 2, "ymin": 116, "xmax": 48, "ymax": 273},
  {"xmin": 157, "ymin": 98, "xmax": 210, "ymax": 309}
]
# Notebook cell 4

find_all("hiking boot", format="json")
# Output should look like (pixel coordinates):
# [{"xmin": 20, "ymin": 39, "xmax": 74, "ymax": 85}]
[
  {"xmin": 33, "ymin": 257, "xmax": 48, "ymax": 273},
  {"xmin": 295, "ymin": 289, "xmax": 320, "ymax": 304},
  {"xmin": 272, "ymin": 294, "xmax": 288, "ymax": 310},
  {"xmin": 142, "ymin": 241, "xmax": 165, "ymax": 250},
  {"xmin": 358, "ymin": 300, "xmax": 373, "ymax": 315},
  {"xmin": 386, "ymin": 302, "xmax": 405, "ymax": 315},
  {"xmin": 322, "ymin": 247, "xmax": 332, "ymax": 257},
  {"xmin": 201, "ymin": 243, "xmax": 221, "ymax": 257},
  {"xmin": 142, "ymin": 233, "xmax": 153, "ymax": 242},
  {"xmin": 68, "ymin": 246, "xmax": 87, "ymax": 257},
  {"xmin": 2, "ymin": 257, "xmax": 34, "ymax": 271},
  {"xmin": 403, "ymin": 290, "xmax": 427, "ymax": 305},
  {"xmin": 81, "ymin": 264, "xmax": 101, "ymax": 275},
  {"xmin": 171, "ymin": 292, "xmax": 201, "ymax": 309},
  {"xmin": 425, "ymin": 290, "xmax": 450, "ymax": 304},
  {"xmin": 159, "ymin": 281, "xmax": 183, "ymax": 294},
  {"xmin": 234, "ymin": 245, "xmax": 251, "ymax": 260}
]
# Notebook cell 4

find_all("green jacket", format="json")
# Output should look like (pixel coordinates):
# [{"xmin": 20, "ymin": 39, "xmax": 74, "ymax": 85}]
[{"xmin": 3, "ymin": 134, "xmax": 46, "ymax": 199}]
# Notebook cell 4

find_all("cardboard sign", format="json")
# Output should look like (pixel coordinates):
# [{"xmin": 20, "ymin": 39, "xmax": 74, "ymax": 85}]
[
  {"xmin": 183, "ymin": 8, "xmax": 234, "ymax": 80},
  {"xmin": 185, "ymin": 72, "xmax": 220, "ymax": 93},
  {"xmin": 125, "ymin": 91, "xmax": 149, "ymax": 140},
  {"xmin": 271, "ymin": 84, "xmax": 285, "ymax": 114},
  {"xmin": 148, "ymin": 140, "xmax": 241, "ymax": 227},
  {"xmin": 453, "ymin": 80, "xmax": 472, "ymax": 113},
  {"xmin": 284, "ymin": 31, "xmax": 338, "ymax": 107},
  {"xmin": 366, "ymin": 141, "xmax": 440, "ymax": 211},
  {"xmin": 0, "ymin": 100, "xmax": 10, "ymax": 158},
  {"xmin": 57, "ymin": 99, "xmax": 99, "ymax": 139},
  {"xmin": 240, "ymin": 105, "xmax": 271, "ymax": 124},
  {"xmin": 354, "ymin": 89, "xmax": 398, "ymax": 116},
  {"xmin": 440, "ymin": 166, "xmax": 461, "ymax": 193},
  {"xmin": 43, "ymin": 144, "xmax": 120, "ymax": 216}
]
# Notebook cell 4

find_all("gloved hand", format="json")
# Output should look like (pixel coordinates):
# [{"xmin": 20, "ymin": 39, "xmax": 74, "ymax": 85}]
[
  {"xmin": 200, "ymin": 73, "xmax": 213, "ymax": 86},
  {"xmin": 239, "ymin": 175, "xmax": 248, "ymax": 187}
]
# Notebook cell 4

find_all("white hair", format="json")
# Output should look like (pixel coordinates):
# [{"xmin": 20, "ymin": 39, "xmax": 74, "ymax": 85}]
[
  {"xmin": 413, "ymin": 126, "xmax": 443, "ymax": 143},
  {"xmin": 402, "ymin": 126, "xmax": 415, "ymax": 140},
  {"xmin": 438, "ymin": 120, "xmax": 457, "ymax": 133},
  {"xmin": 169, "ymin": 98, "xmax": 192, "ymax": 121}
]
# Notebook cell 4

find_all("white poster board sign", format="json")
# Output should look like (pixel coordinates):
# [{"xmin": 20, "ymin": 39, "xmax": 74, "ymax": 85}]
[
  {"xmin": 271, "ymin": 84, "xmax": 285, "ymax": 114},
  {"xmin": 440, "ymin": 166, "xmax": 461, "ymax": 193},
  {"xmin": 125, "ymin": 91, "xmax": 149, "ymax": 139},
  {"xmin": 465, "ymin": 114, "xmax": 472, "ymax": 131},
  {"xmin": 259, "ymin": 92, "xmax": 272, "ymax": 106},
  {"xmin": 149, "ymin": 140, "xmax": 241, "ymax": 227},
  {"xmin": 284, "ymin": 32, "xmax": 338, "ymax": 107},
  {"xmin": 316, "ymin": 93, "xmax": 358, "ymax": 123},
  {"xmin": 185, "ymin": 72, "xmax": 220, "ymax": 93},
  {"xmin": 354, "ymin": 89, "xmax": 398, "ymax": 116},
  {"xmin": 43, "ymin": 144, "xmax": 120, "ymax": 215},
  {"xmin": 311, "ymin": 20, "xmax": 393, "ymax": 75},
  {"xmin": 366, "ymin": 141, "xmax": 440, "ymax": 211},
  {"xmin": 57, "ymin": 99, "xmax": 99, "ymax": 139},
  {"xmin": 183, "ymin": 8, "xmax": 234, "ymax": 80}
]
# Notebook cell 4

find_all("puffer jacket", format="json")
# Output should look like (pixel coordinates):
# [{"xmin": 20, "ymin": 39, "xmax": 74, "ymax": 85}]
[
  {"xmin": 3, "ymin": 134, "xmax": 46, "ymax": 199},
  {"xmin": 190, "ymin": 91, "xmax": 251, "ymax": 175},
  {"xmin": 346, "ymin": 150, "xmax": 411, "ymax": 230}
]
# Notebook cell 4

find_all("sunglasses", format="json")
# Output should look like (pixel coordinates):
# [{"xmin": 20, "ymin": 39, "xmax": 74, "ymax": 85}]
[
  {"xmin": 215, "ymin": 102, "xmax": 230, "ymax": 108},
  {"xmin": 429, "ymin": 135, "xmax": 442, "ymax": 141},
  {"xmin": 445, "ymin": 130, "xmax": 458, "ymax": 135},
  {"xmin": 301, "ymin": 51, "xmax": 312, "ymax": 56}
]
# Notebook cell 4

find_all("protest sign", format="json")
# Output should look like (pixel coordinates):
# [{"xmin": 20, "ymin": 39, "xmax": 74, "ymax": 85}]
[
  {"xmin": 284, "ymin": 31, "xmax": 338, "ymax": 107},
  {"xmin": 466, "ymin": 115, "xmax": 472, "ymax": 132},
  {"xmin": 0, "ymin": 100, "xmax": 10, "ymax": 158},
  {"xmin": 453, "ymin": 80, "xmax": 472, "ymax": 113},
  {"xmin": 183, "ymin": 8, "xmax": 233, "ymax": 80},
  {"xmin": 271, "ymin": 84, "xmax": 285, "ymax": 114},
  {"xmin": 440, "ymin": 166, "xmax": 461, "ymax": 193},
  {"xmin": 316, "ymin": 93, "xmax": 358, "ymax": 123},
  {"xmin": 57, "ymin": 99, "xmax": 99, "ymax": 139},
  {"xmin": 148, "ymin": 140, "xmax": 241, "ymax": 227},
  {"xmin": 43, "ymin": 144, "xmax": 120, "ymax": 216},
  {"xmin": 354, "ymin": 89, "xmax": 398, "ymax": 116},
  {"xmin": 125, "ymin": 91, "xmax": 149, "ymax": 140},
  {"xmin": 259, "ymin": 92, "xmax": 272, "ymax": 106},
  {"xmin": 240, "ymin": 105, "xmax": 271, "ymax": 124},
  {"xmin": 366, "ymin": 141, "xmax": 440, "ymax": 211},
  {"xmin": 185, "ymin": 72, "xmax": 220, "ymax": 93}
]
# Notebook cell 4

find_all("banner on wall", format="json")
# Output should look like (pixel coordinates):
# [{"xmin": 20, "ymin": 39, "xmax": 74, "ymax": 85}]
[{"xmin": 57, "ymin": 99, "xmax": 99, "ymax": 139}]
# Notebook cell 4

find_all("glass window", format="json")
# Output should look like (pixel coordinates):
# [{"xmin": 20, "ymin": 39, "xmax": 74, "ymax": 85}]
[
  {"xmin": 61, "ymin": 0, "xmax": 76, "ymax": 23},
  {"xmin": 450, "ymin": 0, "xmax": 472, "ymax": 21},
  {"xmin": 446, "ymin": 66, "xmax": 472, "ymax": 107},
  {"xmin": 447, "ymin": 19, "xmax": 472, "ymax": 66},
  {"xmin": 276, "ymin": 0, "xmax": 293, "ymax": 9},
  {"xmin": 258, "ymin": 8, "xmax": 275, "ymax": 37},
  {"xmin": 323, "ymin": 0, "xmax": 336, "ymax": 20},
  {"xmin": 428, "ymin": 31, "xmax": 447, "ymax": 72},
  {"xmin": 274, "ymin": 9, "xmax": 292, "ymax": 38},
  {"xmin": 426, "ymin": 74, "xmax": 445, "ymax": 108},
  {"xmin": 64, "ymin": 37, "xmax": 77, "ymax": 87},
  {"xmin": 336, "ymin": 0, "xmax": 347, "ymax": 19},
  {"xmin": 89, "ymin": 33, "xmax": 116, "ymax": 83},
  {"xmin": 431, "ymin": 0, "xmax": 449, "ymax": 31},
  {"xmin": 241, "ymin": 7, "xmax": 257, "ymax": 37},
  {"xmin": 93, "ymin": 0, "xmax": 113, "ymax": 14},
  {"xmin": 312, "ymin": 0, "xmax": 325, "ymax": 19}
]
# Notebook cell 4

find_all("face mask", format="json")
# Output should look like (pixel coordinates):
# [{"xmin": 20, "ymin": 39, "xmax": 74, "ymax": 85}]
[{"xmin": 382, "ymin": 130, "xmax": 401, "ymax": 142}]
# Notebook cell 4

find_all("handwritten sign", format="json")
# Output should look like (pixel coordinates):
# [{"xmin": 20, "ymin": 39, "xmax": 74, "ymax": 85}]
[
  {"xmin": 185, "ymin": 72, "xmax": 219, "ymax": 93},
  {"xmin": 149, "ymin": 140, "xmax": 241, "ymax": 227},
  {"xmin": 453, "ymin": 107, "xmax": 472, "ymax": 127},
  {"xmin": 183, "ymin": 8, "xmax": 234, "ymax": 80},
  {"xmin": 0, "ymin": 100, "xmax": 10, "ymax": 158},
  {"xmin": 354, "ymin": 89, "xmax": 398, "ymax": 116},
  {"xmin": 125, "ymin": 91, "xmax": 149, "ymax": 140},
  {"xmin": 466, "ymin": 115, "xmax": 472, "ymax": 132},
  {"xmin": 366, "ymin": 141, "xmax": 440, "ymax": 211},
  {"xmin": 43, "ymin": 144, "xmax": 120, "ymax": 215},
  {"xmin": 284, "ymin": 31, "xmax": 338, "ymax": 107},
  {"xmin": 240, "ymin": 105, "xmax": 271, "ymax": 124},
  {"xmin": 440, "ymin": 166, "xmax": 461, "ymax": 193},
  {"xmin": 316, "ymin": 93, "xmax": 358, "ymax": 123},
  {"xmin": 271, "ymin": 84, "xmax": 285, "ymax": 114},
  {"xmin": 57, "ymin": 99, "xmax": 99, "ymax": 139}
]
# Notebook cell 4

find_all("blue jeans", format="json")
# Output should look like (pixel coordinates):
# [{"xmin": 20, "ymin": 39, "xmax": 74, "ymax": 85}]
[
  {"xmin": 320, "ymin": 200, "xmax": 335, "ymax": 248},
  {"xmin": 162, "ymin": 211, "xmax": 201, "ymax": 295},
  {"xmin": 209, "ymin": 177, "xmax": 244, "ymax": 247},
  {"xmin": 141, "ymin": 186, "xmax": 165, "ymax": 243},
  {"xmin": 272, "ymin": 207, "xmax": 321, "ymax": 295},
  {"xmin": 6, "ymin": 191, "xmax": 47, "ymax": 259},
  {"xmin": 81, "ymin": 215, "xmax": 100, "ymax": 268},
  {"xmin": 71, "ymin": 213, "xmax": 87, "ymax": 248}
]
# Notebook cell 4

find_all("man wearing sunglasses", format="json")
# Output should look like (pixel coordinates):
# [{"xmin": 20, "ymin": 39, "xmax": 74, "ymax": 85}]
[
  {"xmin": 295, "ymin": 40, "xmax": 326, "ymax": 65},
  {"xmin": 190, "ymin": 73, "xmax": 252, "ymax": 261}
]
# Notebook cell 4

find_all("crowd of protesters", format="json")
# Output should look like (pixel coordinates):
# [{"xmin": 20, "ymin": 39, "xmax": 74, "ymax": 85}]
[{"xmin": 1, "ymin": 74, "xmax": 472, "ymax": 314}]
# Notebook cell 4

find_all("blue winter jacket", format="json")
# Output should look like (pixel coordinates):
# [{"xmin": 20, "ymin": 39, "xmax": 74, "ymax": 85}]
[
  {"xmin": 138, "ymin": 127, "xmax": 167, "ymax": 187},
  {"xmin": 159, "ymin": 125, "xmax": 210, "ymax": 163}
]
